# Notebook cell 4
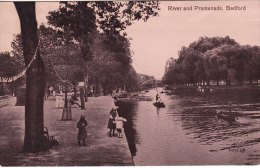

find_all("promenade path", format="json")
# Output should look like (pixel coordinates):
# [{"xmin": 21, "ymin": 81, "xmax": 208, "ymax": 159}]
[
  {"xmin": 0, "ymin": 95, "xmax": 134, "ymax": 166},
  {"xmin": 0, "ymin": 95, "xmax": 16, "ymax": 108}
]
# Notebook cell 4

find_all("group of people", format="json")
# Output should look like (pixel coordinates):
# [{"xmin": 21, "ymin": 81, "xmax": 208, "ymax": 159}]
[
  {"xmin": 55, "ymin": 93, "xmax": 82, "ymax": 109},
  {"xmin": 48, "ymin": 86, "xmax": 59, "ymax": 97},
  {"xmin": 78, "ymin": 95, "xmax": 127, "ymax": 139},
  {"xmin": 107, "ymin": 105, "xmax": 127, "ymax": 138},
  {"xmin": 76, "ymin": 100, "xmax": 127, "ymax": 147}
]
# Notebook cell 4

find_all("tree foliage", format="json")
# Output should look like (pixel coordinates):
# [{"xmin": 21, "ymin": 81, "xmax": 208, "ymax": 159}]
[
  {"xmin": 87, "ymin": 32, "xmax": 139, "ymax": 94},
  {"xmin": 11, "ymin": 24, "xmax": 141, "ymax": 94},
  {"xmin": 163, "ymin": 36, "xmax": 260, "ymax": 86},
  {"xmin": 11, "ymin": 1, "xmax": 160, "ymax": 93},
  {"xmin": 11, "ymin": 25, "xmax": 84, "ymax": 87},
  {"xmin": 0, "ymin": 52, "xmax": 24, "ymax": 95},
  {"xmin": 46, "ymin": 1, "xmax": 160, "ymax": 92},
  {"xmin": 47, "ymin": 1, "xmax": 160, "ymax": 62},
  {"xmin": 0, "ymin": 52, "xmax": 21, "ymax": 77}
]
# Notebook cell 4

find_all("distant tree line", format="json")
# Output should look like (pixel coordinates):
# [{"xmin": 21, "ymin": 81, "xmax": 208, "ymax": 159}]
[
  {"xmin": 138, "ymin": 74, "xmax": 156, "ymax": 89},
  {"xmin": 163, "ymin": 36, "xmax": 260, "ymax": 86}
]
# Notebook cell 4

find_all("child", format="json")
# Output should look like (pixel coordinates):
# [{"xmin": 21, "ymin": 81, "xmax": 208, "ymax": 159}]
[
  {"xmin": 115, "ymin": 116, "xmax": 127, "ymax": 138},
  {"xmin": 107, "ymin": 106, "xmax": 118, "ymax": 137},
  {"xmin": 77, "ymin": 115, "xmax": 88, "ymax": 146}
]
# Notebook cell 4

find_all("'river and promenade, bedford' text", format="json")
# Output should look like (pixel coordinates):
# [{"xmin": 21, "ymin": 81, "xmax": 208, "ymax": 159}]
[{"xmin": 168, "ymin": 5, "xmax": 246, "ymax": 11}]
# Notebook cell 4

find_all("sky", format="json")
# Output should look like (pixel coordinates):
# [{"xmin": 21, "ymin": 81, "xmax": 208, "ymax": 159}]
[{"xmin": 0, "ymin": 1, "xmax": 260, "ymax": 79}]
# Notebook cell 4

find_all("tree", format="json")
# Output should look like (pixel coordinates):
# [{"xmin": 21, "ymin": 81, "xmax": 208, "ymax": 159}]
[
  {"xmin": 0, "ymin": 52, "xmax": 24, "ymax": 95},
  {"xmin": 204, "ymin": 48, "xmax": 226, "ymax": 86},
  {"xmin": 14, "ymin": 2, "xmax": 48, "ymax": 152},
  {"xmin": 47, "ymin": 1, "xmax": 160, "ymax": 94},
  {"xmin": 11, "ymin": 25, "xmax": 84, "ymax": 87},
  {"xmin": 11, "ymin": 1, "xmax": 160, "ymax": 152},
  {"xmin": 189, "ymin": 36, "xmax": 237, "ymax": 53},
  {"xmin": 86, "ymin": 32, "xmax": 133, "ymax": 94},
  {"xmin": 0, "ymin": 52, "xmax": 20, "ymax": 77},
  {"xmin": 244, "ymin": 46, "xmax": 260, "ymax": 84},
  {"xmin": 47, "ymin": 1, "xmax": 160, "ymax": 58},
  {"xmin": 163, "ymin": 36, "xmax": 260, "ymax": 86}
]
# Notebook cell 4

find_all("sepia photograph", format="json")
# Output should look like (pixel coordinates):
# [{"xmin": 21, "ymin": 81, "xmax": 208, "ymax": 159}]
[{"xmin": 0, "ymin": 0, "xmax": 260, "ymax": 166}]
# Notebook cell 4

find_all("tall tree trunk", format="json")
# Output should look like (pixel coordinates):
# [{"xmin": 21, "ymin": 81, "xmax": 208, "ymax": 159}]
[
  {"xmin": 84, "ymin": 65, "xmax": 88, "ymax": 102},
  {"xmin": 84, "ymin": 77, "xmax": 88, "ymax": 102},
  {"xmin": 73, "ymin": 85, "xmax": 77, "ymax": 96},
  {"xmin": 15, "ymin": 2, "xmax": 47, "ymax": 152},
  {"xmin": 80, "ymin": 87, "xmax": 85, "ymax": 109},
  {"xmin": 0, "ymin": 83, "xmax": 4, "ymax": 96}
]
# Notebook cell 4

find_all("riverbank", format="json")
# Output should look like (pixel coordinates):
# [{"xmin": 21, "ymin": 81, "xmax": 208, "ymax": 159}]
[
  {"xmin": 0, "ymin": 95, "xmax": 134, "ymax": 166},
  {"xmin": 167, "ymin": 85, "xmax": 260, "ymax": 90}
]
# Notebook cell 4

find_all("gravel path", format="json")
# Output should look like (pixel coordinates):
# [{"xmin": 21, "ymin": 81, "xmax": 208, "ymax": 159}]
[{"xmin": 0, "ymin": 95, "xmax": 133, "ymax": 166}]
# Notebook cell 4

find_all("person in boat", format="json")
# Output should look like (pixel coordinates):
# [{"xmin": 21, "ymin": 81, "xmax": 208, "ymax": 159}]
[
  {"xmin": 155, "ymin": 94, "xmax": 160, "ymax": 103},
  {"xmin": 216, "ymin": 109, "xmax": 237, "ymax": 123}
]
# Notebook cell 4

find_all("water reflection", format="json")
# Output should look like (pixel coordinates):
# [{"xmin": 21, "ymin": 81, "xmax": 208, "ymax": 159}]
[
  {"xmin": 175, "ymin": 88, "xmax": 260, "ymax": 150},
  {"xmin": 121, "ymin": 88, "xmax": 260, "ymax": 165},
  {"xmin": 117, "ymin": 101, "xmax": 139, "ymax": 156}
]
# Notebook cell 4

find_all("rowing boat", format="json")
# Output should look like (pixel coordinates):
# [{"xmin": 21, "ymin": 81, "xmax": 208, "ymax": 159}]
[
  {"xmin": 216, "ymin": 112, "xmax": 237, "ymax": 123},
  {"xmin": 153, "ymin": 102, "xmax": 165, "ymax": 108}
]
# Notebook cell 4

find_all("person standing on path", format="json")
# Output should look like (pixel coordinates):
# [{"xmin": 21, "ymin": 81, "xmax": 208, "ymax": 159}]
[
  {"xmin": 59, "ymin": 93, "xmax": 64, "ymax": 108},
  {"xmin": 55, "ymin": 92, "xmax": 60, "ymax": 108},
  {"xmin": 77, "ymin": 115, "xmax": 88, "ymax": 146},
  {"xmin": 49, "ymin": 86, "xmax": 53, "ymax": 96}
]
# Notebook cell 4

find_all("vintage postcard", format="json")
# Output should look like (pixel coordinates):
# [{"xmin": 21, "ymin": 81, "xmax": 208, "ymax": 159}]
[{"xmin": 0, "ymin": 0, "xmax": 259, "ymax": 166}]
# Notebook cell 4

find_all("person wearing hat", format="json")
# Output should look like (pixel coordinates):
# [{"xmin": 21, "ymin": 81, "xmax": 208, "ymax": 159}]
[
  {"xmin": 107, "ymin": 106, "xmax": 118, "ymax": 137},
  {"xmin": 77, "ymin": 115, "xmax": 88, "ymax": 146}
]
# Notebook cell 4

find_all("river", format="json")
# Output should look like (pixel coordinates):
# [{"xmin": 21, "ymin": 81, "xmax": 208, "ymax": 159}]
[{"xmin": 120, "ymin": 87, "xmax": 260, "ymax": 165}]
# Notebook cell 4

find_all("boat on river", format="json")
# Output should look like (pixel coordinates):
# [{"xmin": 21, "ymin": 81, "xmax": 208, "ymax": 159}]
[
  {"xmin": 216, "ymin": 111, "xmax": 237, "ymax": 123},
  {"xmin": 139, "ymin": 96, "xmax": 153, "ymax": 101},
  {"xmin": 153, "ymin": 101, "xmax": 165, "ymax": 108}
]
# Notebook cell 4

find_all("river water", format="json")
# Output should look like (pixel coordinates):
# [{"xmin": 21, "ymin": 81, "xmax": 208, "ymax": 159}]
[{"xmin": 120, "ymin": 87, "xmax": 260, "ymax": 165}]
